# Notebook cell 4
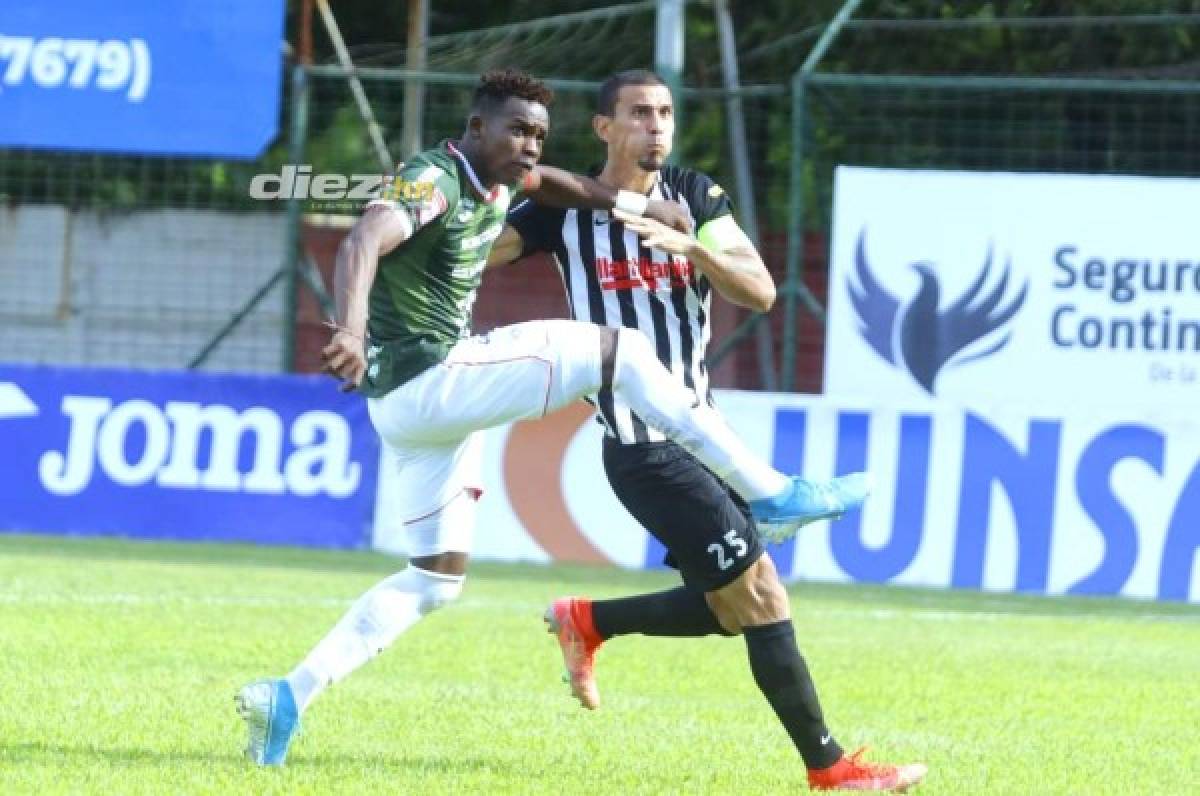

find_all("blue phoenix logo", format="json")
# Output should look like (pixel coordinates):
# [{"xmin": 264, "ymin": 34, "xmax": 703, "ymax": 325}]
[{"xmin": 848, "ymin": 229, "xmax": 1029, "ymax": 394}]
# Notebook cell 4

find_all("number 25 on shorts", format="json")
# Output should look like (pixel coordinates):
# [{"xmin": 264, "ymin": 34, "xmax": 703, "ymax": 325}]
[{"xmin": 708, "ymin": 529, "xmax": 748, "ymax": 571}]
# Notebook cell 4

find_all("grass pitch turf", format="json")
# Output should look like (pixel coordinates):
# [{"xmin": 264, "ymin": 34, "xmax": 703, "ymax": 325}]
[{"xmin": 1, "ymin": 533, "xmax": 1197, "ymax": 794}]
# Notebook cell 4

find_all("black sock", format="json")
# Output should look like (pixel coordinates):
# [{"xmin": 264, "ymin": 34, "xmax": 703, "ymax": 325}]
[
  {"xmin": 744, "ymin": 620, "xmax": 843, "ymax": 770},
  {"xmin": 591, "ymin": 586, "xmax": 729, "ymax": 639}
]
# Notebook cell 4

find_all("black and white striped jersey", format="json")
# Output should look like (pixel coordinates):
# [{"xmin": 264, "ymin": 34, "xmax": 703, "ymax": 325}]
[{"xmin": 508, "ymin": 165, "xmax": 734, "ymax": 445}]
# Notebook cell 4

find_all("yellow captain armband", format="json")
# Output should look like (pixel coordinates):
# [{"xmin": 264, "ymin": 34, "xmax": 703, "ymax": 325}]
[{"xmin": 696, "ymin": 214, "xmax": 755, "ymax": 253}]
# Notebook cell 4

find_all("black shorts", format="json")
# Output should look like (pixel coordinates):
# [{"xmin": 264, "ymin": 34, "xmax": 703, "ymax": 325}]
[{"xmin": 602, "ymin": 437, "xmax": 764, "ymax": 592}]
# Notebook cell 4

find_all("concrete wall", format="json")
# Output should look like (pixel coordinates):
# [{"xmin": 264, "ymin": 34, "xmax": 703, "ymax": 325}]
[{"xmin": 0, "ymin": 205, "xmax": 286, "ymax": 372}]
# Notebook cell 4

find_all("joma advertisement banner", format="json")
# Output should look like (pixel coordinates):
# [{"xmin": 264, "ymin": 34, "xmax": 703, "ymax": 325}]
[
  {"xmin": 3, "ymin": 365, "xmax": 1195, "ymax": 602},
  {"xmin": 0, "ymin": 364, "xmax": 378, "ymax": 547},
  {"xmin": 0, "ymin": 0, "xmax": 283, "ymax": 157},
  {"xmin": 824, "ymin": 167, "xmax": 1200, "ymax": 407}
]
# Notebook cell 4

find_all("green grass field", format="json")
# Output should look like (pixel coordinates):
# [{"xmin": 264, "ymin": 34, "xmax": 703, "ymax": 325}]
[{"xmin": 1, "ymin": 533, "xmax": 1197, "ymax": 795}]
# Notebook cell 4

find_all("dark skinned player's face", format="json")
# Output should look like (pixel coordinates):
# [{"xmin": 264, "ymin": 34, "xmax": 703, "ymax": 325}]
[{"xmin": 470, "ymin": 97, "xmax": 549, "ymax": 186}]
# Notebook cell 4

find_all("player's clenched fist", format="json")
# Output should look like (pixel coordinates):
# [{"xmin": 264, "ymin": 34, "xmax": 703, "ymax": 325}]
[
  {"xmin": 645, "ymin": 199, "xmax": 694, "ymax": 234},
  {"xmin": 321, "ymin": 329, "xmax": 366, "ymax": 392}
]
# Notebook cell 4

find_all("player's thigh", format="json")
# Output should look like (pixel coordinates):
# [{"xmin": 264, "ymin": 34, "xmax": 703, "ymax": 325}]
[
  {"xmin": 372, "ymin": 432, "xmax": 483, "ymax": 558},
  {"xmin": 371, "ymin": 320, "xmax": 603, "ymax": 445},
  {"xmin": 603, "ymin": 440, "xmax": 764, "ymax": 592},
  {"xmin": 441, "ymin": 321, "xmax": 605, "ymax": 426}
]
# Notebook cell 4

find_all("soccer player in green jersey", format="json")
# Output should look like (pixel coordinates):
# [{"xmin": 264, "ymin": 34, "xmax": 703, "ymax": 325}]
[{"xmin": 236, "ymin": 69, "xmax": 865, "ymax": 767}]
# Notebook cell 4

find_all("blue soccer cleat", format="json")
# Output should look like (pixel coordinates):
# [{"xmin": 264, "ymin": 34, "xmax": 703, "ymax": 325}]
[
  {"xmin": 235, "ymin": 678, "xmax": 299, "ymax": 766},
  {"xmin": 750, "ymin": 472, "xmax": 873, "ymax": 540}
]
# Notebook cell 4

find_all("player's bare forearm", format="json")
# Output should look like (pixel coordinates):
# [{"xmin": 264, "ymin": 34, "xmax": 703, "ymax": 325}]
[
  {"xmin": 333, "ymin": 204, "xmax": 414, "ymax": 335},
  {"xmin": 333, "ymin": 231, "xmax": 378, "ymax": 338},
  {"xmin": 527, "ymin": 166, "xmax": 615, "ymax": 209},
  {"xmin": 529, "ymin": 166, "xmax": 692, "ymax": 232},
  {"xmin": 688, "ymin": 244, "xmax": 776, "ymax": 313},
  {"xmin": 613, "ymin": 209, "xmax": 775, "ymax": 312},
  {"xmin": 487, "ymin": 226, "xmax": 525, "ymax": 270},
  {"xmin": 324, "ymin": 204, "xmax": 412, "ymax": 391},
  {"xmin": 324, "ymin": 235, "xmax": 376, "ymax": 391}
]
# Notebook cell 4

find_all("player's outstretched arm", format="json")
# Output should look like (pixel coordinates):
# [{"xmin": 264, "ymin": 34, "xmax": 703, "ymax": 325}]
[
  {"xmin": 323, "ymin": 204, "xmax": 413, "ymax": 391},
  {"xmin": 528, "ymin": 165, "xmax": 693, "ymax": 233},
  {"xmin": 614, "ymin": 209, "xmax": 775, "ymax": 313}
]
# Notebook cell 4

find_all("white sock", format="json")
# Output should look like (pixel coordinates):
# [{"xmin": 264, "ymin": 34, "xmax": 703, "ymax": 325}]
[
  {"xmin": 610, "ymin": 329, "xmax": 788, "ymax": 500},
  {"xmin": 285, "ymin": 566, "xmax": 464, "ymax": 713}
]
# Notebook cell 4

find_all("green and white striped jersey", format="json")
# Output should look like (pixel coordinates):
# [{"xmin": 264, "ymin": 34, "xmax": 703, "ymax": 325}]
[{"xmin": 361, "ymin": 141, "xmax": 515, "ymax": 397}]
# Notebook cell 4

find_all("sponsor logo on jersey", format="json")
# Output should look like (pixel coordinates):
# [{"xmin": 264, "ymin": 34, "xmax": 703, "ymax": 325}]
[
  {"xmin": 595, "ymin": 255, "xmax": 694, "ymax": 291},
  {"xmin": 460, "ymin": 225, "xmax": 503, "ymax": 251},
  {"xmin": 382, "ymin": 179, "xmax": 437, "ymax": 203}
]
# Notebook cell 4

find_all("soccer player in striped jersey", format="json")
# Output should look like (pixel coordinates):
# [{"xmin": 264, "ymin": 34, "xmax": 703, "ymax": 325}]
[
  {"xmin": 492, "ymin": 70, "xmax": 924, "ymax": 792},
  {"xmin": 235, "ymin": 68, "xmax": 866, "ymax": 769}
]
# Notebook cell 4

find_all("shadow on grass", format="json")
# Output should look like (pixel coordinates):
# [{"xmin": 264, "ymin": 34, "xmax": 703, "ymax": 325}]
[
  {"xmin": 295, "ymin": 751, "xmax": 516, "ymax": 776},
  {"xmin": 0, "ymin": 740, "xmax": 237, "ymax": 766},
  {"xmin": 0, "ymin": 740, "xmax": 516, "ymax": 776}
]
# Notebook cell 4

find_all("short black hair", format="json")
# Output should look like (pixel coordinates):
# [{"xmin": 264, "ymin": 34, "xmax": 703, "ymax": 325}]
[
  {"xmin": 597, "ymin": 69, "xmax": 668, "ymax": 116},
  {"xmin": 472, "ymin": 68, "xmax": 554, "ymax": 115}
]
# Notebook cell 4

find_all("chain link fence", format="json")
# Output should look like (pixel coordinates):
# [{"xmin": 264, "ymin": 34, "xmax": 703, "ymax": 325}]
[
  {"xmin": 290, "ymin": 67, "xmax": 789, "ymax": 388},
  {"xmin": 3, "ymin": 4, "xmax": 1198, "ymax": 393},
  {"xmin": 782, "ymin": 7, "xmax": 1200, "ymax": 390}
]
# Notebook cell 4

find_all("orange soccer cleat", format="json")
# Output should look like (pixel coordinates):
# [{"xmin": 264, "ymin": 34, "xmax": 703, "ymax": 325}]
[
  {"xmin": 543, "ymin": 597, "xmax": 604, "ymax": 710},
  {"xmin": 808, "ymin": 747, "xmax": 928, "ymax": 792}
]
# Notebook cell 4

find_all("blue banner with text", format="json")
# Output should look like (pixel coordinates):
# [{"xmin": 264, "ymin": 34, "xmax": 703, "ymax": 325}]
[
  {"xmin": 0, "ymin": 364, "xmax": 378, "ymax": 548},
  {"xmin": 0, "ymin": 1, "xmax": 284, "ymax": 157}
]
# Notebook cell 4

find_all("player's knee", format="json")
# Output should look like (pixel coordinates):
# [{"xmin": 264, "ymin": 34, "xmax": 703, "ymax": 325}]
[
  {"xmin": 708, "ymin": 599, "xmax": 743, "ymax": 637},
  {"xmin": 596, "ymin": 326, "xmax": 618, "ymax": 384},
  {"xmin": 607, "ymin": 327, "xmax": 656, "ymax": 391},
  {"xmin": 614, "ymin": 326, "xmax": 653, "ymax": 367},
  {"xmin": 398, "ymin": 565, "xmax": 464, "ymax": 615}
]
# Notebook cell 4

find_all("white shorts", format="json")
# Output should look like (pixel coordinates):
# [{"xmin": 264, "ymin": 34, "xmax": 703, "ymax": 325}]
[{"xmin": 367, "ymin": 320, "xmax": 603, "ymax": 554}]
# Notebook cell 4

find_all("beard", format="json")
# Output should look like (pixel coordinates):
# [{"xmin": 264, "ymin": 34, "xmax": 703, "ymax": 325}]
[{"xmin": 637, "ymin": 153, "xmax": 665, "ymax": 172}]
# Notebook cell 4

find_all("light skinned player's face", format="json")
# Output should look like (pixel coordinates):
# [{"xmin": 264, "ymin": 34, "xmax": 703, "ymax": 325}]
[{"xmin": 596, "ymin": 83, "xmax": 675, "ymax": 172}]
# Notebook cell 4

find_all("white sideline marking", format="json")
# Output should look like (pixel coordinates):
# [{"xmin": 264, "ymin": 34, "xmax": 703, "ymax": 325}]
[{"xmin": 0, "ymin": 592, "xmax": 1193, "ymax": 623}]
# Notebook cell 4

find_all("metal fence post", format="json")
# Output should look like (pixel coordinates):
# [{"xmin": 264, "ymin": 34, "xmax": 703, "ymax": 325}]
[
  {"xmin": 782, "ymin": 0, "xmax": 862, "ymax": 391},
  {"xmin": 656, "ymin": 0, "xmax": 685, "ymax": 161},
  {"xmin": 282, "ymin": 64, "xmax": 311, "ymax": 373}
]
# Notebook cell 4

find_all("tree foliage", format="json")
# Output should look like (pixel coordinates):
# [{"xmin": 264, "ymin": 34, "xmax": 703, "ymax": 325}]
[{"xmin": 7, "ymin": 1, "xmax": 1200, "ymax": 215}]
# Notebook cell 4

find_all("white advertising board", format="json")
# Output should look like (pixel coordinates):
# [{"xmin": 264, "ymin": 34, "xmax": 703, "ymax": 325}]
[
  {"xmin": 825, "ymin": 167, "xmax": 1200, "ymax": 409},
  {"xmin": 374, "ymin": 392, "xmax": 1200, "ymax": 602}
]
